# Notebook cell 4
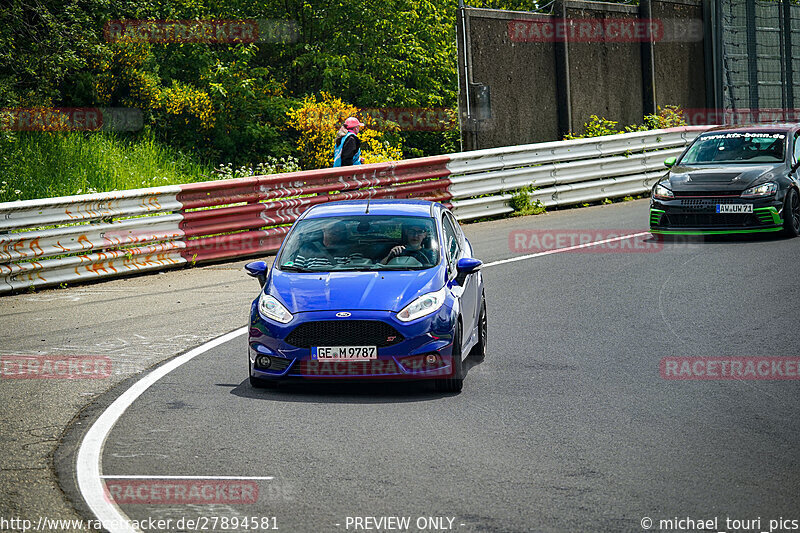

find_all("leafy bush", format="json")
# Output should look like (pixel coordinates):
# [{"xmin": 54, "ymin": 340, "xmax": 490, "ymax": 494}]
[
  {"xmin": 564, "ymin": 115, "xmax": 620, "ymax": 139},
  {"xmin": 624, "ymin": 105, "xmax": 688, "ymax": 132},
  {"xmin": 564, "ymin": 106, "xmax": 688, "ymax": 139},
  {"xmin": 509, "ymin": 185, "xmax": 546, "ymax": 216}
]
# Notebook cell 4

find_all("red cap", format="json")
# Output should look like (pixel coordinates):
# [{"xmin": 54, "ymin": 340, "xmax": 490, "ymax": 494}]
[{"xmin": 344, "ymin": 117, "xmax": 364, "ymax": 131}]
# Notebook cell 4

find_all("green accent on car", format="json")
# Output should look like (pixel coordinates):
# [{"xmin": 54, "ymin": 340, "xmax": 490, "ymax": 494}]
[
  {"xmin": 664, "ymin": 157, "xmax": 677, "ymax": 168},
  {"xmin": 753, "ymin": 206, "xmax": 782, "ymax": 225},
  {"xmin": 649, "ymin": 208, "xmax": 665, "ymax": 225},
  {"xmin": 650, "ymin": 227, "xmax": 783, "ymax": 235}
]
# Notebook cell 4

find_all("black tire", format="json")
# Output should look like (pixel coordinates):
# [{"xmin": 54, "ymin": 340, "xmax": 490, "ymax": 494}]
[
  {"xmin": 436, "ymin": 322, "xmax": 463, "ymax": 393},
  {"xmin": 783, "ymin": 188, "xmax": 800, "ymax": 237},
  {"xmin": 469, "ymin": 296, "xmax": 487, "ymax": 360}
]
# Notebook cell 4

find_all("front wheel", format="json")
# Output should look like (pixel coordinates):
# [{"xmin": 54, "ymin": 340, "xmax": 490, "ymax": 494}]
[
  {"xmin": 783, "ymin": 188, "xmax": 800, "ymax": 237},
  {"xmin": 435, "ymin": 323, "xmax": 463, "ymax": 393},
  {"xmin": 469, "ymin": 296, "xmax": 487, "ymax": 360}
]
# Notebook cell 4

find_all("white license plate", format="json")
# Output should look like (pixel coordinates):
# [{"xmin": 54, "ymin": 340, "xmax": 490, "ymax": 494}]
[
  {"xmin": 716, "ymin": 204, "xmax": 753, "ymax": 214},
  {"xmin": 311, "ymin": 346, "xmax": 377, "ymax": 360}
]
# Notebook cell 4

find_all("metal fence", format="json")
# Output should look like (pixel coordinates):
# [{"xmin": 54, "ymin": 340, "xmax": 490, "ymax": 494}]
[
  {"xmin": 0, "ymin": 126, "xmax": 708, "ymax": 294},
  {"xmin": 714, "ymin": 0, "xmax": 800, "ymax": 120}
]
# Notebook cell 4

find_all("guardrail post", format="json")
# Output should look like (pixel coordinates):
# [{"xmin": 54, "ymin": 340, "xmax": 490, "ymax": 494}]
[
  {"xmin": 553, "ymin": 0, "xmax": 572, "ymax": 138},
  {"xmin": 745, "ymin": 0, "xmax": 759, "ymax": 113},
  {"xmin": 782, "ymin": 0, "xmax": 794, "ymax": 114},
  {"xmin": 639, "ymin": 0, "xmax": 656, "ymax": 116}
]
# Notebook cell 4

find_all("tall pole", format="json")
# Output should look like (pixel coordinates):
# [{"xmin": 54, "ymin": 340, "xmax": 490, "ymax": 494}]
[
  {"xmin": 640, "ymin": 0, "xmax": 657, "ymax": 116},
  {"xmin": 553, "ymin": 0, "xmax": 572, "ymax": 138}
]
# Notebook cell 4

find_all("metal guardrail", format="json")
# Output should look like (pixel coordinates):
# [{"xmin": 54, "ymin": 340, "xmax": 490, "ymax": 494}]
[
  {"xmin": 446, "ymin": 126, "xmax": 707, "ymax": 220},
  {"xmin": 0, "ymin": 126, "xmax": 708, "ymax": 293}
]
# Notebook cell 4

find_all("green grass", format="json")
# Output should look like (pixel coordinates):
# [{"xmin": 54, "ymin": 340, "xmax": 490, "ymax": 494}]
[{"xmin": 0, "ymin": 132, "xmax": 212, "ymax": 203}]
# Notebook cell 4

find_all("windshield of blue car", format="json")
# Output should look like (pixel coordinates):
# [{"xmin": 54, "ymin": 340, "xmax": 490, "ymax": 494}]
[
  {"xmin": 277, "ymin": 215, "xmax": 440, "ymax": 272},
  {"xmin": 680, "ymin": 132, "xmax": 786, "ymax": 165}
]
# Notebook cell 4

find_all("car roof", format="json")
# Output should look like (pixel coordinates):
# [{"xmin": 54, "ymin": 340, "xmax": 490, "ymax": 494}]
[
  {"xmin": 703, "ymin": 123, "xmax": 798, "ymax": 134},
  {"xmin": 301, "ymin": 199, "xmax": 441, "ymax": 219}
]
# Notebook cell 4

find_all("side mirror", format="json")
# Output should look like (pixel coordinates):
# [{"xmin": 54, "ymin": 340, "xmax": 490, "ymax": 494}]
[
  {"xmin": 664, "ymin": 156, "xmax": 677, "ymax": 169},
  {"xmin": 245, "ymin": 261, "xmax": 269, "ymax": 287},
  {"xmin": 791, "ymin": 159, "xmax": 800, "ymax": 173},
  {"xmin": 455, "ymin": 257, "xmax": 482, "ymax": 286}
]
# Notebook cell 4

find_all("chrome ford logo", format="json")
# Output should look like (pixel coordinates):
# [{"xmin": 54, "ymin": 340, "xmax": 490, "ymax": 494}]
[{"xmin": 335, "ymin": 312, "xmax": 351, "ymax": 317}]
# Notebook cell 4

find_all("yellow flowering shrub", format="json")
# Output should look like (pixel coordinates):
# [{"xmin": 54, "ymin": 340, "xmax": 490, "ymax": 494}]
[
  {"xmin": 287, "ymin": 92, "xmax": 402, "ymax": 170},
  {"xmin": 157, "ymin": 81, "xmax": 215, "ymax": 129},
  {"xmin": 95, "ymin": 39, "xmax": 157, "ymax": 108},
  {"xmin": 94, "ymin": 38, "xmax": 214, "ymax": 131}
]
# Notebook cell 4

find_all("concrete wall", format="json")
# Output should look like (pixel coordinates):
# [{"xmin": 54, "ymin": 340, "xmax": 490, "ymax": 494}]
[
  {"xmin": 652, "ymin": 0, "xmax": 707, "ymax": 112},
  {"xmin": 458, "ymin": 0, "xmax": 707, "ymax": 151},
  {"xmin": 456, "ymin": 8, "xmax": 560, "ymax": 151},
  {"xmin": 565, "ymin": 2, "xmax": 644, "ymax": 133}
]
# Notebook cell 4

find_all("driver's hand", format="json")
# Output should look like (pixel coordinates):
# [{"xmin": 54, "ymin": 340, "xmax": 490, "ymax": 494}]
[{"xmin": 381, "ymin": 245, "xmax": 405, "ymax": 264}]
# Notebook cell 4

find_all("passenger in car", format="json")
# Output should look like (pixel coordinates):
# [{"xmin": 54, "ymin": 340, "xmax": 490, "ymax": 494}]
[{"xmin": 293, "ymin": 221, "xmax": 366, "ymax": 268}]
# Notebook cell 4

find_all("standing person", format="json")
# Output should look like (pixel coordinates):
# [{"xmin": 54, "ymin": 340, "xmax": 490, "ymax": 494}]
[{"xmin": 333, "ymin": 116, "xmax": 364, "ymax": 167}]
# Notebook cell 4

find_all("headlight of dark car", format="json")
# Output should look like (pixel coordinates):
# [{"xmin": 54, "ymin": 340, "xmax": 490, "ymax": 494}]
[
  {"xmin": 652, "ymin": 182, "xmax": 674, "ymax": 200},
  {"xmin": 741, "ymin": 182, "xmax": 778, "ymax": 198}
]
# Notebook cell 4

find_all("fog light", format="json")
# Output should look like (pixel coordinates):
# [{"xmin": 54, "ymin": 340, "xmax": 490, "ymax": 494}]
[
  {"xmin": 425, "ymin": 354, "xmax": 439, "ymax": 365},
  {"xmin": 256, "ymin": 355, "xmax": 272, "ymax": 369}
]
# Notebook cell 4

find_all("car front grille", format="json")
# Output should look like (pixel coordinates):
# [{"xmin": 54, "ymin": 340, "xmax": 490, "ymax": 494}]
[
  {"xmin": 673, "ymin": 191, "xmax": 743, "ymax": 198},
  {"xmin": 284, "ymin": 320, "xmax": 404, "ymax": 348},
  {"xmin": 663, "ymin": 213, "xmax": 757, "ymax": 227},
  {"xmin": 679, "ymin": 198, "xmax": 741, "ymax": 207},
  {"xmin": 288, "ymin": 358, "xmax": 402, "ymax": 376}
]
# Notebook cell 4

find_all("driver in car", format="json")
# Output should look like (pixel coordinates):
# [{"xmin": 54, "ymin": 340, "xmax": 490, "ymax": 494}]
[
  {"xmin": 293, "ymin": 221, "xmax": 366, "ymax": 269},
  {"xmin": 380, "ymin": 223, "xmax": 436, "ymax": 265}
]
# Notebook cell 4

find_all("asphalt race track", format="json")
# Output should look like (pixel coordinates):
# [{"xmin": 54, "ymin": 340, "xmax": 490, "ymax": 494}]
[{"xmin": 59, "ymin": 200, "xmax": 800, "ymax": 533}]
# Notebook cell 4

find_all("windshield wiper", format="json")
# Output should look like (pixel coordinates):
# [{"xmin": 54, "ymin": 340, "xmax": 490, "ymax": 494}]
[
  {"xmin": 377, "ymin": 266, "xmax": 429, "ymax": 271},
  {"xmin": 279, "ymin": 265, "xmax": 314, "ymax": 272}
]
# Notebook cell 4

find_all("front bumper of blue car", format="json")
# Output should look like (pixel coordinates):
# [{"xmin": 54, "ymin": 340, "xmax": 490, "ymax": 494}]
[{"xmin": 248, "ymin": 303, "xmax": 459, "ymax": 380}]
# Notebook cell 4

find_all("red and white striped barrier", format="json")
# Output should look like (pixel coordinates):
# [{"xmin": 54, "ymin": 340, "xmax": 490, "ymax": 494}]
[{"xmin": 0, "ymin": 127, "xmax": 708, "ymax": 293}]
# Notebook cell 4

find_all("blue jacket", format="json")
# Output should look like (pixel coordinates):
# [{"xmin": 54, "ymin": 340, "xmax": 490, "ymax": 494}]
[{"xmin": 333, "ymin": 131, "xmax": 361, "ymax": 167}]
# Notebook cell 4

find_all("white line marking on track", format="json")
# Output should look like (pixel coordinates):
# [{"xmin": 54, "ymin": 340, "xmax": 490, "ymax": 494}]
[
  {"xmin": 76, "ymin": 231, "xmax": 650, "ymax": 533},
  {"xmin": 100, "ymin": 475, "xmax": 274, "ymax": 480},
  {"xmin": 76, "ymin": 327, "xmax": 248, "ymax": 533}
]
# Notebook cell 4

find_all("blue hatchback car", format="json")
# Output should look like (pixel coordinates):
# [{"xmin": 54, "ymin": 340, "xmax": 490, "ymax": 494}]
[{"xmin": 244, "ymin": 199, "xmax": 486, "ymax": 392}]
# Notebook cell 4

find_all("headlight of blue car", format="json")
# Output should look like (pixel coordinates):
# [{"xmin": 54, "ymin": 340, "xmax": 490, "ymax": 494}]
[
  {"xmin": 396, "ymin": 287, "xmax": 447, "ymax": 322},
  {"xmin": 259, "ymin": 293, "xmax": 293, "ymax": 323}
]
